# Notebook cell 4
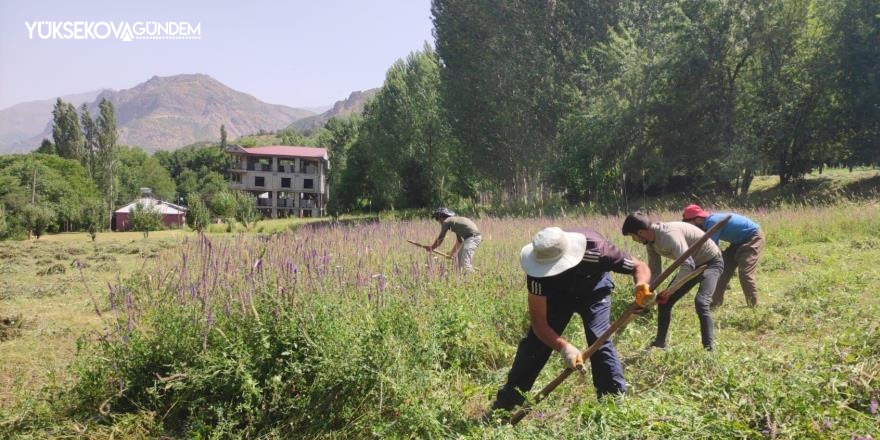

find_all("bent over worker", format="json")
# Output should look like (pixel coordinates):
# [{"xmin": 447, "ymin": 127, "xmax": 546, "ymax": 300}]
[
  {"xmin": 622, "ymin": 212, "xmax": 723, "ymax": 351},
  {"xmin": 488, "ymin": 226, "xmax": 651, "ymax": 413},
  {"xmin": 682, "ymin": 204, "xmax": 765, "ymax": 308},
  {"xmin": 425, "ymin": 207, "xmax": 481, "ymax": 273}
]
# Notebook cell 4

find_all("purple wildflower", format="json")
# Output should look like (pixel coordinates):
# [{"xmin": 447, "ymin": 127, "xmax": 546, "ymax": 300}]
[{"xmin": 870, "ymin": 399, "xmax": 878, "ymax": 415}]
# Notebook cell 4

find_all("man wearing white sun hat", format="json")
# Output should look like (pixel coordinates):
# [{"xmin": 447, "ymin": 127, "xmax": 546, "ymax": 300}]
[{"xmin": 488, "ymin": 226, "xmax": 651, "ymax": 413}]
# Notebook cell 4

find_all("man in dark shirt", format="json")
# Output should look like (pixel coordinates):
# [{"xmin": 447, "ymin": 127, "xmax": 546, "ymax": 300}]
[{"xmin": 488, "ymin": 226, "xmax": 651, "ymax": 413}]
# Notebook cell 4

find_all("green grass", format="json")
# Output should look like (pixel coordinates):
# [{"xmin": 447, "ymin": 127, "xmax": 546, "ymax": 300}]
[
  {"xmin": 2, "ymin": 202, "xmax": 877, "ymax": 439},
  {"xmin": 0, "ymin": 237, "xmax": 180, "ymax": 410},
  {"xmin": 1, "ymin": 170, "xmax": 879, "ymax": 439}
]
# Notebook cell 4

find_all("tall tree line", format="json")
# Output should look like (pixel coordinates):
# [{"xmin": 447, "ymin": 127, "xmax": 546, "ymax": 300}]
[{"xmin": 331, "ymin": 0, "xmax": 879, "ymax": 211}]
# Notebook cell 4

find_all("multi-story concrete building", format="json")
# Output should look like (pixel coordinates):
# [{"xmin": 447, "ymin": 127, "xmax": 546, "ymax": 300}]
[{"xmin": 226, "ymin": 145, "xmax": 329, "ymax": 218}]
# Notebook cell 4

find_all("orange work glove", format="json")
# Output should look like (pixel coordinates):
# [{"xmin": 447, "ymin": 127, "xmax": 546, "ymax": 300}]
[{"xmin": 635, "ymin": 283, "xmax": 654, "ymax": 307}]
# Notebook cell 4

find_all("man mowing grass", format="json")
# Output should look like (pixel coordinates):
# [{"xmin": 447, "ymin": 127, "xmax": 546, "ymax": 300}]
[
  {"xmin": 682, "ymin": 204, "xmax": 765, "ymax": 308},
  {"xmin": 424, "ymin": 207, "xmax": 481, "ymax": 274},
  {"xmin": 487, "ymin": 226, "xmax": 651, "ymax": 416},
  {"xmin": 622, "ymin": 212, "xmax": 723, "ymax": 351}
]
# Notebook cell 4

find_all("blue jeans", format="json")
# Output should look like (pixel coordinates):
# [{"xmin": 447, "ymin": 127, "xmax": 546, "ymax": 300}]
[{"xmin": 492, "ymin": 286, "xmax": 626, "ymax": 410}]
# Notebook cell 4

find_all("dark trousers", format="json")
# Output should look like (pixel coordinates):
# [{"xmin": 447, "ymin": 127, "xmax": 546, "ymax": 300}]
[
  {"xmin": 492, "ymin": 287, "xmax": 626, "ymax": 410},
  {"xmin": 654, "ymin": 256, "xmax": 724, "ymax": 350}
]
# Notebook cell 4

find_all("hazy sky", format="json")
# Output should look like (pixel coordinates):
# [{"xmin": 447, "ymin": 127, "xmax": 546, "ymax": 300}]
[{"xmin": 0, "ymin": 0, "xmax": 434, "ymax": 109}]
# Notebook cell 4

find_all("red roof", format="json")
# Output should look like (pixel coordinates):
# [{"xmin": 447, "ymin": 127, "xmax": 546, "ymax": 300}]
[{"xmin": 228, "ymin": 145, "xmax": 327, "ymax": 158}]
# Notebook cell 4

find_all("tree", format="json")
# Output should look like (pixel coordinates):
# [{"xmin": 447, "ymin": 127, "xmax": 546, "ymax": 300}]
[
  {"xmin": 82, "ymin": 201, "xmax": 105, "ymax": 241},
  {"xmin": 185, "ymin": 193, "xmax": 210, "ymax": 233},
  {"xmin": 36, "ymin": 139, "xmax": 56, "ymax": 155},
  {"xmin": 113, "ymin": 146, "xmax": 177, "ymax": 206},
  {"xmin": 432, "ymin": 1, "xmax": 616, "ymax": 199},
  {"xmin": 220, "ymin": 124, "xmax": 228, "ymax": 149},
  {"xmin": 80, "ymin": 104, "xmax": 99, "ymax": 179},
  {"xmin": 128, "ymin": 202, "xmax": 162, "ymax": 239},
  {"xmin": 209, "ymin": 190, "xmax": 237, "ymax": 229},
  {"xmin": 51, "ymin": 99, "xmax": 84, "ymax": 162},
  {"xmin": 318, "ymin": 116, "xmax": 361, "ymax": 214},
  {"xmin": 97, "ymin": 98, "xmax": 118, "ymax": 228},
  {"xmin": 154, "ymin": 143, "xmax": 234, "ymax": 201},
  {"xmin": 0, "ymin": 204, "xmax": 7, "ymax": 239},
  {"xmin": 21, "ymin": 204, "xmax": 54, "ymax": 239},
  {"xmin": 233, "ymin": 191, "xmax": 259, "ymax": 230},
  {"xmin": 340, "ymin": 46, "xmax": 463, "ymax": 210},
  {"xmin": 0, "ymin": 154, "xmax": 101, "ymax": 233}
]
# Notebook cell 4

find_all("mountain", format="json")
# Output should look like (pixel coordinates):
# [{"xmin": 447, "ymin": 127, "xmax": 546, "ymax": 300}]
[
  {"xmin": 289, "ymin": 88, "xmax": 379, "ymax": 132},
  {"xmin": 2, "ymin": 74, "xmax": 315, "ymax": 153},
  {"xmin": 0, "ymin": 90, "xmax": 104, "ymax": 148}
]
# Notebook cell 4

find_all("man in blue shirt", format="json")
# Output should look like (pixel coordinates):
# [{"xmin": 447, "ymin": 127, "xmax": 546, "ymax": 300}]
[{"xmin": 682, "ymin": 204, "xmax": 765, "ymax": 307}]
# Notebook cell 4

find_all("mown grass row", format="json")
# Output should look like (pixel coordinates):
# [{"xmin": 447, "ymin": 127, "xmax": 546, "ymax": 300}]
[{"xmin": 2, "ymin": 202, "xmax": 879, "ymax": 439}]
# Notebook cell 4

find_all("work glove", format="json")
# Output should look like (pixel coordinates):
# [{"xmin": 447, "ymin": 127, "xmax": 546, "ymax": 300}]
[
  {"xmin": 560, "ymin": 343, "xmax": 583, "ymax": 369},
  {"xmin": 635, "ymin": 283, "xmax": 654, "ymax": 307}
]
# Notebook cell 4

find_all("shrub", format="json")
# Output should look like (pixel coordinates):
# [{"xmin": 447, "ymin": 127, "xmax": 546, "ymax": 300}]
[
  {"xmin": 20, "ymin": 204, "xmax": 55, "ymax": 239},
  {"xmin": 185, "ymin": 193, "xmax": 210, "ymax": 233},
  {"xmin": 128, "ymin": 202, "xmax": 162, "ymax": 239},
  {"xmin": 81, "ymin": 201, "xmax": 106, "ymax": 242}
]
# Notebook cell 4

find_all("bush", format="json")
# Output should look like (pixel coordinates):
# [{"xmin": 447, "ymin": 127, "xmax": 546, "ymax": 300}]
[
  {"xmin": 233, "ymin": 191, "xmax": 259, "ymax": 230},
  {"xmin": 20, "ymin": 204, "xmax": 55, "ymax": 239},
  {"xmin": 81, "ymin": 201, "xmax": 106, "ymax": 241},
  {"xmin": 185, "ymin": 193, "xmax": 210, "ymax": 233},
  {"xmin": 128, "ymin": 202, "xmax": 162, "ymax": 239}
]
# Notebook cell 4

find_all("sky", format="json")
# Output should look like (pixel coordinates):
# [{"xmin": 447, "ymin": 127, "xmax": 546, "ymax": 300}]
[{"xmin": 0, "ymin": 0, "xmax": 435, "ymax": 109}]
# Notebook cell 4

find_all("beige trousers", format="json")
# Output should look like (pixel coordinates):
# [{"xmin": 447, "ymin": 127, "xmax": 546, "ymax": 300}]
[{"xmin": 712, "ymin": 229, "xmax": 765, "ymax": 307}]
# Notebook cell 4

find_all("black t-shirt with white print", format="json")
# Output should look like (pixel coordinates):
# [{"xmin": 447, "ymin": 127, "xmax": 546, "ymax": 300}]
[{"xmin": 526, "ymin": 228, "xmax": 636, "ymax": 298}]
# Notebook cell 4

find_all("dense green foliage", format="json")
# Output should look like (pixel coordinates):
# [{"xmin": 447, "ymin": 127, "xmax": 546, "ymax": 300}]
[
  {"xmin": 0, "ymin": 154, "xmax": 102, "ymax": 238},
  {"xmin": 333, "ymin": 47, "xmax": 469, "ymax": 211},
  {"xmin": 233, "ymin": 190, "xmax": 259, "ymax": 229},
  {"xmin": 6, "ymin": 203, "xmax": 877, "ymax": 438},
  {"xmin": 81, "ymin": 200, "xmax": 106, "ymax": 241},
  {"xmin": 113, "ymin": 147, "xmax": 177, "ymax": 206},
  {"xmin": 433, "ymin": 0, "xmax": 878, "ymax": 198},
  {"xmin": 154, "ymin": 143, "xmax": 233, "ymax": 206},
  {"xmin": 127, "ymin": 202, "xmax": 163, "ymax": 239},
  {"xmin": 328, "ymin": 0, "xmax": 880, "ymax": 212},
  {"xmin": 185, "ymin": 193, "xmax": 210, "ymax": 233}
]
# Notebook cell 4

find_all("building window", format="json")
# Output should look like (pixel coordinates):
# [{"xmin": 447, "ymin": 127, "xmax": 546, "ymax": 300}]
[
  {"xmin": 281, "ymin": 177, "xmax": 291, "ymax": 188},
  {"xmin": 303, "ymin": 178, "xmax": 314, "ymax": 189},
  {"xmin": 255, "ymin": 176, "xmax": 265, "ymax": 187}
]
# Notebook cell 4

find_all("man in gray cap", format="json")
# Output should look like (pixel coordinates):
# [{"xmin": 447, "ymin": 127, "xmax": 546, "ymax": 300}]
[
  {"xmin": 425, "ymin": 207, "xmax": 481, "ymax": 273},
  {"xmin": 487, "ymin": 226, "xmax": 651, "ymax": 414}
]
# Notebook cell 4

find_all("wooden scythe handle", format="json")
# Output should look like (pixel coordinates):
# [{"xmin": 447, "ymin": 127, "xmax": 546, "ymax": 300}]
[{"xmin": 510, "ymin": 215, "xmax": 731, "ymax": 425}]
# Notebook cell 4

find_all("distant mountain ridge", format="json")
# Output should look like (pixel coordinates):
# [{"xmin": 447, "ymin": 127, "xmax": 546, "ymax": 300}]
[
  {"xmin": 289, "ymin": 88, "xmax": 379, "ymax": 132},
  {"xmin": 1, "ymin": 74, "xmax": 316, "ymax": 153},
  {"xmin": 0, "ymin": 90, "xmax": 104, "ymax": 148}
]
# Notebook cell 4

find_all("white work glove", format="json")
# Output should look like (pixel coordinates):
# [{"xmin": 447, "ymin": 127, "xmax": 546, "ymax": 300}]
[{"xmin": 560, "ymin": 343, "xmax": 583, "ymax": 369}]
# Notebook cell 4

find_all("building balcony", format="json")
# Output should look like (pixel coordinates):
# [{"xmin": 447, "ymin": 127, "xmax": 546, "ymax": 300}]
[{"xmin": 230, "ymin": 167, "xmax": 319, "ymax": 176}]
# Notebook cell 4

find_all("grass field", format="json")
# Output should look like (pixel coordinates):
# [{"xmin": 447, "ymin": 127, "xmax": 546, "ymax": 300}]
[{"xmin": 1, "ymin": 176, "xmax": 879, "ymax": 439}]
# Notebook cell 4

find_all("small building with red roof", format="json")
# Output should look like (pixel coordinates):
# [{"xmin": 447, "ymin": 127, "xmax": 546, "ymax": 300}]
[
  {"xmin": 113, "ymin": 188, "xmax": 186, "ymax": 231},
  {"xmin": 226, "ymin": 145, "xmax": 329, "ymax": 218}
]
